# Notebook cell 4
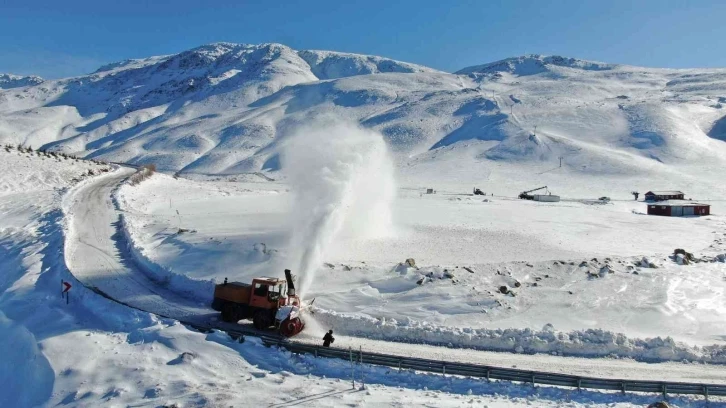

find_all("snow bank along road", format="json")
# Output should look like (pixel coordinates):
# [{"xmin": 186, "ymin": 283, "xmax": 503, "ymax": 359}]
[
  {"xmin": 64, "ymin": 168, "xmax": 223, "ymax": 328},
  {"xmin": 62, "ymin": 169, "xmax": 726, "ymax": 388}
]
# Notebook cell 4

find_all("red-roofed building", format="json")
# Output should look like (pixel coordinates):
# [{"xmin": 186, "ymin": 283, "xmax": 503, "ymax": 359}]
[
  {"xmin": 644, "ymin": 191, "xmax": 684, "ymax": 201},
  {"xmin": 647, "ymin": 201, "xmax": 710, "ymax": 217}
]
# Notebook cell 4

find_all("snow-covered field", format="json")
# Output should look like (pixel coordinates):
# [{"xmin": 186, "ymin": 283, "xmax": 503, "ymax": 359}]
[
  {"xmin": 117, "ymin": 171, "xmax": 726, "ymax": 357},
  {"xmin": 8, "ymin": 145, "xmax": 708, "ymax": 408}
]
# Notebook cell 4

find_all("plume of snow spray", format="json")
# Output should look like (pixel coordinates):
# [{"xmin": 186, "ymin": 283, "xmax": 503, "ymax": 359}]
[{"xmin": 282, "ymin": 121, "xmax": 395, "ymax": 298}]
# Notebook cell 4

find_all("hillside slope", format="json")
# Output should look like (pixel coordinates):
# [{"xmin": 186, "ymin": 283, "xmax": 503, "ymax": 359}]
[{"xmin": 1, "ymin": 45, "xmax": 725, "ymax": 194}]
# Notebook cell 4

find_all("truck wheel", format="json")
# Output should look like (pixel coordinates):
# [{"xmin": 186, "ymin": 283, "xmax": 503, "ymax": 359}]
[
  {"xmin": 253, "ymin": 310, "xmax": 272, "ymax": 330},
  {"xmin": 221, "ymin": 304, "xmax": 237, "ymax": 323}
]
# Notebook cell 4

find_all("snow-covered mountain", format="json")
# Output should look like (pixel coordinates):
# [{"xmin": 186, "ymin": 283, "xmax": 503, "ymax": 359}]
[
  {"xmin": 1, "ymin": 43, "xmax": 725, "ymax": 190},
  {"xmin": 454, "ymin": 54, "xmax": 617, "ymax": 76},
  {"xmin": 298, "ymin": 49, "xmax": 438, "ymax": 79},
  {"xmin": 0, "ymin": 73, "xmax": 44, "ymax": 89}
]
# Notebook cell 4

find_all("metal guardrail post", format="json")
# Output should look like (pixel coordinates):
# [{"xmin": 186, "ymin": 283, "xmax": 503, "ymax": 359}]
[
  {"xmin": 577, "ymin": 378, "xmax": 582, "ymax": 392},
  {"xmin": 359, "ymin": 346, "xmax": 365, "ymax": 388},
  {"xmin": 486, "ymin": 369, "xmax": 490, "ymax": 382},
  {"xmin": 531, "ymin": 374, "xmax": 536, "ymax": 386},
  {"xmin": 704, "ymin": 385, "xmax": 708, "ymax": 400},
  {"xmin": 621, "ymin": 382, "xmax": 626, "ymax": 394},
  {"xmin": 398, "ymin": 358, "xmax": 402, "ymax": 370},
  {"xmin": 662, "ymin": 384, "xmax": 667, "ymax": 399},
  {"xmin": 349, "ymin": 347, "xmax": 355, "ymax": 389},
  {"xmin": 443, "ymin": 363, "xmax": 446, "ymax": 376}
]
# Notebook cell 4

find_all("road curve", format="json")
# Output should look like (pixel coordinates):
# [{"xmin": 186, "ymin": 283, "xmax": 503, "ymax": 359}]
[
  {"xmin": 62, "ymin": 169, "xmax": 726, "ymax": 387},
  {"xmin": 63, "ymin": 168, "xmax": 217, "ymax": 325}
]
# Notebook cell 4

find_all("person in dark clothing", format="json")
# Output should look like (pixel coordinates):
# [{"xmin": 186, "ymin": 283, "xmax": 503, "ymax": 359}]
[{"xmin": 323, "ymin": 330, "xmax": 334, "ymax": 347}]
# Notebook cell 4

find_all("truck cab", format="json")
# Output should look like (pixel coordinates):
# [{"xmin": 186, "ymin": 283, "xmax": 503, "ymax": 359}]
[{"xmin": 249, "ymin": 277, "xmax": 284, "ymax": 308}]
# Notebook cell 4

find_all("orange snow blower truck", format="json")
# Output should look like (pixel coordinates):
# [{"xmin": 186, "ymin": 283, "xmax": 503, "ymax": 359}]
[{"xmin": 211, "ymin": 269, "xmax": 307, "ymax": 337}]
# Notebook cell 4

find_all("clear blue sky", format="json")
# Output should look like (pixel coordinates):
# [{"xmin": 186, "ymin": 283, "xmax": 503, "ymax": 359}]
[{"xmin": 2, "ymin": 0, "xmax": 725, "ymax": 78}]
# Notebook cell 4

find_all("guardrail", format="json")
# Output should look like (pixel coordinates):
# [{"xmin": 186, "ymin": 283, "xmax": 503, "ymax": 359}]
[{"xmin": 261, "ymin": 339, "xmax": 725, "ymax": 399}]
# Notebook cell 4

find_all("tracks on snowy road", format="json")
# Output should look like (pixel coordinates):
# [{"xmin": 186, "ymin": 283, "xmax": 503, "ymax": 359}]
[
  {"xmin": 62, "ymin": 169, "xmax": 726, "ymax": 399},
  {"xmin": 62, "ymin": 168, "xmax": 268, "ymax": 336}
]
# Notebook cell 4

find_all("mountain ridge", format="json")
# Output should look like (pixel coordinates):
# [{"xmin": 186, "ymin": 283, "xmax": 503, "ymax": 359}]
[
  {"xmin": 0, "ymin": 73, "xmax": 45, "ymax": 89},
  {"xmin": 455, "ymin": 54, "xmax": 618, "ymax": 77},
  {"xmin": 1, "ymin": 42, "xmax": 725, "ymax": 193},
  {"xmin": 3, "ymin": 45, "xmax": 657, "ymax": 82}
]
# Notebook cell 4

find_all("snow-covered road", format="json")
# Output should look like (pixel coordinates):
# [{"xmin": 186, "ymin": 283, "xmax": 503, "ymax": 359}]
[
  {"xmin": 62, "ymin": 169, "xmax": 726, "ymax": 386},
  {"xmin": 293, "ymin": 332, "xmax": 726, "ymax": 384},
  {"xmin": 63, "ymin": 169, "xmax": 213, "ymax": 323}
]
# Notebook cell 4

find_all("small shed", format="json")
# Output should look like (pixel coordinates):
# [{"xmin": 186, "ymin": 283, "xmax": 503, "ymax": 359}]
[
  {"xmin": 647, "ymin": 201, "xmax": 710, "ymax": 217},
  {"xmin": 644, "ymin": 191, "xmax": 684, "ymax": 201}
]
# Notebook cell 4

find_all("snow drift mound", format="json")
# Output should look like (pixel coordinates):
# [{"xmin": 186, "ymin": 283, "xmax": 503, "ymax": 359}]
[
  {"xmin": 710, "ymin": 115, "xmax": 726, "ymax": 141},
  {"xmin": 117, "ymin": 213, "xmax": 216, "ymax": 304},
  {"xmin": 312, "ymin": 309, "xmax": 726, "ymax": 364},
  {"xmin": 0, "ymin": 312, "xmax": 54, "ymax": 407}
]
